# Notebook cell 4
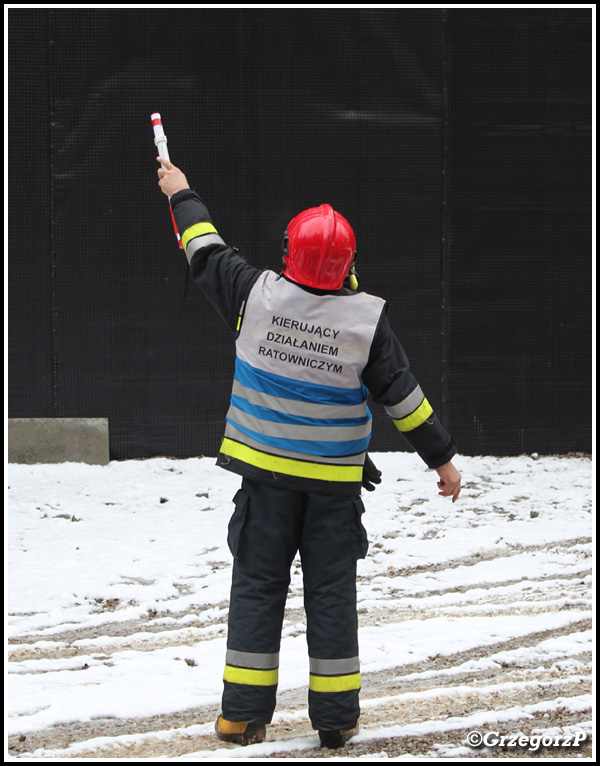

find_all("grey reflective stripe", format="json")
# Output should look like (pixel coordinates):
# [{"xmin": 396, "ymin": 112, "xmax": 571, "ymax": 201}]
[
  {"xmin": 384, "ymin": 385, "xmax": 425, "ymax": 420},
  {"xmin": 227, "ymin": 404, "xmax": 371, "ymax": 443},
  {"xmin": 309, "ymin": 656, "xmax": 360, "ymax": 676},
  {"xmin": 231, "ymin": 379, "xmax": 367, "ymax": 421},
  {"xmin": 226, "ymin": 649, "xmax": 279, "ymax": 670},
  {"xmin": 185, "ymin": 233, "xmax": 226, "ymax": 263},
  {"xmin": 224, "ymin": 422, "xmax": 365, "ymax": 465}
]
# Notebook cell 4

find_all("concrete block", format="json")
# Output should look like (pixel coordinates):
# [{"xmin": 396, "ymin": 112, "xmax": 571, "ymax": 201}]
[{"xmin": 8, "ymin": 418, "xmax": 110, "ymax": 465}]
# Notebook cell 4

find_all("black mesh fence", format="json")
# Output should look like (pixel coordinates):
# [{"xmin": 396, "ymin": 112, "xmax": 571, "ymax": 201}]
[{"xmin": 8, "ymin": 8, "xmax": 592, "ymax": 459}]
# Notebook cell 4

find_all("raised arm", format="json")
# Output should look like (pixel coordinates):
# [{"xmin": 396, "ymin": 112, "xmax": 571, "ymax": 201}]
[{"xmin": 156, "ymin": 157, "xmax": 261, "ymax": 333}]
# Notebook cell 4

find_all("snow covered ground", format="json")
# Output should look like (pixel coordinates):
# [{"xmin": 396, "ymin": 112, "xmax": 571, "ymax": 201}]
[{"xmin": 6, "ymin": 452, "xmax": 593, "ymax": 759}]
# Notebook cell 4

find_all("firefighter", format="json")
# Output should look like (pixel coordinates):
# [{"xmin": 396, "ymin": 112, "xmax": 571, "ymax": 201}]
[{"xmin": 156, "ymin": 157, "xmax": 461, "ymax": 749}]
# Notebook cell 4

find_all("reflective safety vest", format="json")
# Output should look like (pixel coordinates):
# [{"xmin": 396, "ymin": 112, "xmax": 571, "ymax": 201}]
[{"xmin": 219, "ymin": 271, "xmax": 386, "ymax": 492}]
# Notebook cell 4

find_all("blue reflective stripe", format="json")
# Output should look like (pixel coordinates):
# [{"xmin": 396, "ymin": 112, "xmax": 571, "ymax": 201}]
[
  {"xmin": 234, "ymin": 357, "xmax": 367, "ymax": 407},
  {"xmin": 226, "ymin": 418, "xmax": 371, "ymax": 457},
  {"xmin": 230, "ymin": 394, "xmax": 372, "ymax": 428}
]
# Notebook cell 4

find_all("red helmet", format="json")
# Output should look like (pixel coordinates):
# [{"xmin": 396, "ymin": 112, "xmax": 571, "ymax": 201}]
[{"xmin": 282, "ymin": 204, "xmax": 356, "ymax": 290}]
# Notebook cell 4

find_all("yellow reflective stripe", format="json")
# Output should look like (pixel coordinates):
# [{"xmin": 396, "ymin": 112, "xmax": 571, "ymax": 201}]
[
  {"xmin": 393, "ymin": 398, "xmax": 433, "ymax": 432},
  {"xmin": 182, "ymin": 222, "xmax": 218, "ymax": 251},
  {"xmin": 221, "ymin": 438, "xmax": 363, "ymax": 483},
  {"xmin": 309, "ymin": 673, "xmax": 361, "ymax": 693},
  {"xmin": 224, "ymin": 665, "xmax": 278, "ymax": 686}
]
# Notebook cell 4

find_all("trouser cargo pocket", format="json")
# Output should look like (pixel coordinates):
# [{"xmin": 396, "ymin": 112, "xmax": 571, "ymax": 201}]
[
  {"xmin": 352, "ymin": 498, "xmax": 369, "ymax": 560},
  {"xmin": 227, "ymin": 488, "xmax": 250, "ymax": 561}
]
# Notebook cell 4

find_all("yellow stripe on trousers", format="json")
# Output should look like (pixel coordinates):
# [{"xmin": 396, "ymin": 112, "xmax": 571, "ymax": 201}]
[
  {"xmin": 309, "ymin": 673, "xmax": 361, "ymax": 693},
  {"xmin": 220, "ymin": 438, "xmax": 363, "ymax": 482},
  {"xmin": 223, "ymin": 665, "xmax": 279, "ymax": 686}
]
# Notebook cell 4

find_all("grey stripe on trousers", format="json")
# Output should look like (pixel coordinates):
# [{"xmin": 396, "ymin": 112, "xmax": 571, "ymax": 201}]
[
  {"xmin": 309, "ymin": 656, "xmax": 360, "ymax": 676},
  {"xmin": 226, "ymin": 649, "xmax": 280, "ymax": 670}
]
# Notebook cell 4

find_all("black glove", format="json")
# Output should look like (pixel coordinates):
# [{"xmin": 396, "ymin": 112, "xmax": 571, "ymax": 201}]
[{"xmin": 362, "ymin": 453, "xmax": 382, "ymax": 492}]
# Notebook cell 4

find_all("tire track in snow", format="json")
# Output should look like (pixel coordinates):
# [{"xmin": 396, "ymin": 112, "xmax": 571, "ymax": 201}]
[
  {"xmin": 7, "ymin": 536, "xmax": 591, "ymax": 661},
  {"xmin": 367, "ymin": 536, "xmax": 591, "ymax": 579},
  {"xmin": 7, "ymin": 534, "xmax": 592, "ymax": 758},
  {"xmin": 8, "ymin": 677, "xmax": 592, "ymax": 759},
  {"xmin": 7, "ymin": 619, "xmax": 591, "ymax": 758}
]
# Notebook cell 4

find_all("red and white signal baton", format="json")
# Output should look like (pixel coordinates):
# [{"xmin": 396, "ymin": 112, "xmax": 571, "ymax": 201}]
[{"xmin": 151, "ymin": 112, "xmax": 182, "ymax": 249}]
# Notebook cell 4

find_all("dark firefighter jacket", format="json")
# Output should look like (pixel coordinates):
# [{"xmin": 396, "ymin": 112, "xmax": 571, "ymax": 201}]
[{"xmin": 170, "ymin": 189, "xmax": 457, "ymax": 496}]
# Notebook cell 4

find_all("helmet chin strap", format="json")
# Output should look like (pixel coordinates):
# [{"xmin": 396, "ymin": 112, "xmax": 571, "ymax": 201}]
[
  {"xmin": 281, "ymin": 229, "xmax": 290, "ymax": 274},
  {"xmin": 282, "ymin": 230, "xmax": 289, "ymax": 257}
]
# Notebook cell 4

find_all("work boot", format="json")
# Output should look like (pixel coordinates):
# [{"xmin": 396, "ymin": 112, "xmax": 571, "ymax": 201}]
[
  {"xmin": 318, "ymin": 722, "xmax": 359, "ymax": 749},
  {"xmin": 214, "ymin": 714, "xmax": 267, "ymax": 746}
]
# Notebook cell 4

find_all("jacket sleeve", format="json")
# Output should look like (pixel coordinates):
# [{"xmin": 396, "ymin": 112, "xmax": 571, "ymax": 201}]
[
  {"xmin": 362, "ymin": 308, "xmax": 457, "ymax": 469},
  {"xmin": 170, "ymin": 189, "xmax": 261, "ymax": 333}
]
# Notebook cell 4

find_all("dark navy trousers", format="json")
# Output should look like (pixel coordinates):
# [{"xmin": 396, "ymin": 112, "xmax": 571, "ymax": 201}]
[{"xmin": 222, "ymin": 476, "xmax": 368, "ymax": 731}]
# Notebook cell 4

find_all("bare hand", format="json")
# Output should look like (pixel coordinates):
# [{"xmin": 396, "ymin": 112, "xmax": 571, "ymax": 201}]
[
  {"xmin": 435, "ymin": 460, "xmax": 461, "ymax": 503},
  {"xmin": 156, "ymin": 156, "xmax": 190, "ymax": 197}
]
